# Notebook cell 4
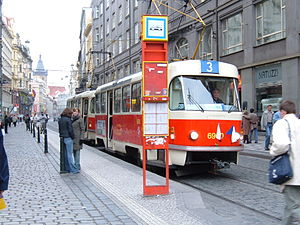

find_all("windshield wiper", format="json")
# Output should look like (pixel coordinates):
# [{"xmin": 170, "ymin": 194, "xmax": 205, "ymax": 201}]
[
  {"xmin": 187, "ymin": 89, "xmax": 204, "ymax": 112},
  {"xmin": 228, "ymin": 97, "xmax": 239, "ymax": 113}
]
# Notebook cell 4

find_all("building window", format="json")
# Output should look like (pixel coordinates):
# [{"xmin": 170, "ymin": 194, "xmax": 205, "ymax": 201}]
[
  {"xmin": 118, "ymin": 36, "xmax": 122, "ymax": 54},
  {"xmin": 112, "ymin": 12, "xmax": 116, "ymax": 29},
  {"xmin": 126, "ymin": 30, "xmax": 130, "ymax": 49},
  {"xmin": 96, "ymin": 5, "xmax": 100, "ymax": 18},
  {"xmin": 175, "ymin": 38, "xmax": 189, "ymax": 59},
  {"xmin": 106, "ymin": 19, "xmax": 109, "ymax": 35},
  {"xmin": 256, "ymin": 0, "xmax": 286, "ymax": 45},
  {"xmin": 222, "ymin": 12, "xmax": 243, "ymax": 55},
  {"xmin": 134, "ymin": 0, "xmax": 138, "ymax": 8},
  {"xmin": 106, "ymin": 0, "xmax": 109, "ymax": 8},
  {"xmin": 133, "ymin": 60, "xmax": 141, "ymax": 73},
  {"xmin": 125, "ymin": 0, "xmax": 129, "ymax": 16},
  {"xmin": 100, "ymin": 25, "xmax": 103, "ymax": 39},
  {"xmin": 124, "ymin": 64, "xmax": 129, "ymax": 76},
  {"xmin": 134, "ymin": 23, "xmax": 139, "ymax": 44},
  {"xmin": 95, "ymin": 27, "xmax": 100, "ymax": 42},
  {"xmin": 119, "ymin": 5, "xmax": 122, "ymax": 23},
  {"xmin": 96, "ymin": 53, "xmax": 100, "ymax": 66},
  {"xmin": 122, "ymin": 85, "xmax": 131, "ymax": 112},
  {"xmin": 100, "ymin": 2, "xmax": 103, "ymax": 15},
  {"xmin": 199, "ymin": 26, "xmax": 213, "ymax": 60}
]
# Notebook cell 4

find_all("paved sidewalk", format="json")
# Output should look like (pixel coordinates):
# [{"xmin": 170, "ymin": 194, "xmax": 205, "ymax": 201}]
[{"xmin": 0, "ymin": 124, "xmax": 139, "ymax": 225}]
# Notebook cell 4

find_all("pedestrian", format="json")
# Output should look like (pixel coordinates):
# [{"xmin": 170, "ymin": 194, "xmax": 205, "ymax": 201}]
[
  {"xmin": 72, "ymin": 108, "xmax": 84, "ymax": 171},
  {"xmin": 249, "ymin": 108, "xmax": 259, "ymax": 143},
  {"xmin": 58, "ymin": 108, "xmax": 79, "ymax": 174},
  {"xmin": 261, "ymin": 104, "xmax": 274, "ymax": 150},
  {"xmin": 8, "ymin": 115, "xmax": 12, "ymax": 127},
  {"xmin": 242, "ymin": 110, "xmax": 251, "ymax": 144},
  {"xmin": 12, "ymin": 115, "xmax": 17, "ymax": 127},
  {"xmin": 270, "ymin": 100, "xmax": 300, "ymax": 224},
  {"xmin": 4, "ymin": 115, "xmax": 9, "ymax": 134},
  {"xmin": 24, "ymin": 114, "xmax": 30, "ymax": 131},
  {"xmin": 0, "ymin": 120, "xmax": 9, "ymax": 203},
  {"xmin": 273, "ymin": 110, "xmax": 282, "ymax": 124}
]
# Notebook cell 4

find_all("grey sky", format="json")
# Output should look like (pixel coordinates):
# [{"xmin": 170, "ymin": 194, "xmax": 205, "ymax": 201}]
[{"xmin": 3, "ymin": 0, "xmax": 91, "ymax": 86}]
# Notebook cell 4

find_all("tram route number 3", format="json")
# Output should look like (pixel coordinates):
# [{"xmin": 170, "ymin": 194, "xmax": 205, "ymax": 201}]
[
  {"xmin": 201, "ymin": 60, "xmax": 219, "ymax": 74},
  {"xmin": 207, "ymin": 132, "xmax": 224, "ymax": 139}
]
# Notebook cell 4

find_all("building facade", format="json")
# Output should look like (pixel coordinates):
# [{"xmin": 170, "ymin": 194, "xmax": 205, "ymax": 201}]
[
  {"xmin": 11, "ymin": 27, "xmax": 34, "ymax": 116},
  {"xmin": 90, "ymin": 0, "xmax": 300, "ymax": 114}
]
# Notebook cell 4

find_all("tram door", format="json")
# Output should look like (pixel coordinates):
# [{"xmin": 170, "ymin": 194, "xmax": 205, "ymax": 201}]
[
  {"xmin": 82, "ymin": 98, "xmax": 89, "ymax": 138},
  {"xmin": 107, "ymin": 91, "xmax": 113, "ymax": 148}
]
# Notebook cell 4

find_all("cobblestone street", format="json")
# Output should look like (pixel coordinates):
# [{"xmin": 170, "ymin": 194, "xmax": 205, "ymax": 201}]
[{"xmin": 0, "ymin": 124, "xmax": 138, "ymax": 225}]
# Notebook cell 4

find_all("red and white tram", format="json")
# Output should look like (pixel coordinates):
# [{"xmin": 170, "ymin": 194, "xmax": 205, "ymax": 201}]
[
  {"xmin": 71, "ymin": 60, "xmax": 243, "ymax": 170},
  {"xmin": 93, "ymin": 60, "xmax": 242, "ymax": 169}
]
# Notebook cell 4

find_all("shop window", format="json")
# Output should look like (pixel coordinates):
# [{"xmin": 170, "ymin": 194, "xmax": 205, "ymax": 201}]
[
  {"xmin": 114, "ymin": 88, "xmax": 121, "ymax": 113},
  {"xmin": 100, "ymin": 92, "xmax": 106, "ymax": 113},
  {"xmin": 131, "ymin": 82, "xmax": 141, "ymax": 112},
  {"xmin": 256, "ymin": 0, "xmax": 286, "ymax": 45},
  {"xmin": 199, "ymin": 26, "xmax": 213, "ymax": 60},
  {"xmin": 122, "ymin": 85, "xmax": 131, "ymax": 112},
  {"xmin": 222, "ymin": 13, "xmax": 243, "ymax": 55},
  {"xmin": 175, "ymin": 38, "xmax": 189, "ymax": 59}
]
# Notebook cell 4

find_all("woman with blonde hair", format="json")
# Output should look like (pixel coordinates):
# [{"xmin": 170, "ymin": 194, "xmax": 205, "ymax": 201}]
[{"xmin": 72, "ymin": 108, "xmax": 84, "ymax": 171}]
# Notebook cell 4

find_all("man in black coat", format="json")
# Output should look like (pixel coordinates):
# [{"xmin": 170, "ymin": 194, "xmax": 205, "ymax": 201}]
[{"xmin": 0, "ymin": 126, "xmax": 9, "ymax": 195}]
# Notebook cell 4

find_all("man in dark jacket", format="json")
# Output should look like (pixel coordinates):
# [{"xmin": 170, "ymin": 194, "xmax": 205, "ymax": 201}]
[
  {"xmin": 0, "ymin": 124, "xmax": 9, "ymax": 195},
  {"xmin": 58, "ymin": 108, "xmax": 78, "ymax": 174}
]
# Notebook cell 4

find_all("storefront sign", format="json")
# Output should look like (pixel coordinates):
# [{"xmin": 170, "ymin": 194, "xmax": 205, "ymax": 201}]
[{"xmin": 255, "ymin": 63, "xmax": 282, "ymax": 86}]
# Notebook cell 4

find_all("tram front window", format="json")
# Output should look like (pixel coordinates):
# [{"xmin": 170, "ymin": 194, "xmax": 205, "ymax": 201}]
[{"xmin": 170, "ymin": 76, "xmax": 240, "ymax": 112}]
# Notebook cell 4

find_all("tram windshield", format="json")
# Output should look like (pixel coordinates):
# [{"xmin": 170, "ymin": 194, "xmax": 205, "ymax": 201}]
[{"xmin": 169, "ymin": 76, "xmax": 241, "ymax": 112}]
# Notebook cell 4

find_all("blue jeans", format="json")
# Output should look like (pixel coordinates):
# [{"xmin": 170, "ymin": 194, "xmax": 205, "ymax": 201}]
[
  {"xmin": 73, "ymin": 150, "xmax": 81, "ymax": 170},
  {"xmin": 63, "ymin": 138, "xmax": 79, "ymax": 173},
  {"xmin": 265, "ymin": 123, "xmax": 273, "ymax": 149},
  {"xmin": 249, "ymin": 128, "xmax": 258, "ymax": 143}
]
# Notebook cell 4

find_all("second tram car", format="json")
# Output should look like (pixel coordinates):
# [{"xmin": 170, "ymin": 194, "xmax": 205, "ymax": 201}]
[{"xmin": 71, "ymin": 60, "xmax": 243, "ymax": 170}]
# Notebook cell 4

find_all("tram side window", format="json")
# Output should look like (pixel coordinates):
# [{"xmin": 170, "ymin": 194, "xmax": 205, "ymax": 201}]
[
  {"xmin": 122, "ymin": 85, "xmax": 131, "ymax": 112},
  {"xmin": 131, "ymin": 82, "xmax": 141, "ymax": 112},
  {"xmin": 90, "ymin": 97, "xmax": 96, "ymax": 114},
  {"xmin": 100, "ymin": 92, "xmax": 106, "ymax": 113},
  {"xmin": 83, "ymin": 99, "xmax": 89, "ymax": 115},
  {"xmin": 170, "ymin": 77, "xmax": 184, "ymax": 110},
  {"xmin": 114, "ymin": 88, "xmax": 121, "ymax": 113},
  {"xmin": 95, "ymin": 94, "xmax": 101, "ymax": 113}
]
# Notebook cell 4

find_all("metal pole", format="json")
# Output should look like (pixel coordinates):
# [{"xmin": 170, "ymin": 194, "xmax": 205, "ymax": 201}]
[
  {"xmin": 33, "ymin": 123, "xmax": 36, "ymax": 137},
  {"xmin": 60, "ymin": 137, "xmax": 67, "ymax": 174},
  {"xmin": 44, "ymin": 126, "xmax": 48, "ymax": 153},
  {"xmin": 37, "ymin": 126, "xmax": 40, "ymax": 143},
  {"xmin": 30, "ymin": 121, "xmax": 33, "ymax": 133}
]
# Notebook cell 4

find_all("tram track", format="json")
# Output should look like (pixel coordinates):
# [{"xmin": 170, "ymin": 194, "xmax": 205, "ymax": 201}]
[{"xmin": 175, "ymin": 178, "xmax": 281, "ymax": 222}]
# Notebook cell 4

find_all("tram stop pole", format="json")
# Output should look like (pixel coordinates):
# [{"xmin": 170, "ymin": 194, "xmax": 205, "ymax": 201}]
[
  {"xmin": 37, "ymin": 126, "xmax": 40, "ymax": 143},
  {"xmin": 44, "ymin": 124, "xmax": 48, "ymax": 154},
  {"xmin": 59, "ymin": 137, "xmax": 68, "ymax": 174}
]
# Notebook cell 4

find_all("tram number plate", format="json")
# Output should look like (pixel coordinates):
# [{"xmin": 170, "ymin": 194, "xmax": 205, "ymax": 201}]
[
  {"xmin": 201, "ymin": 61, "xmax": 219, "ymax": 74},
  {"xmin": 207, "ymin": 132, "xmax": 224, "ymax": 139}
]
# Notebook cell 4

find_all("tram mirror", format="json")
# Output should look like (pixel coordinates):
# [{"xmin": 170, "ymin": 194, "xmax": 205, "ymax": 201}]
[{"xmin": 242, "ymin": 101, "xmax": 248, "ymax": 110}]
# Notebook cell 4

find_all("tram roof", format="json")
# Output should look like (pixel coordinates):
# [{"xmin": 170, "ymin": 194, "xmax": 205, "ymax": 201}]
[
  {"xmin": 75, "ymin": 90, "xmax": 95, "ymax": 99},
  {"xmin": 95, "ymin": 72, "xmax": 141, "ymax": 93},
  {"xmin": 168, "ymin": 60, "xmax": 239, "ymax": 78}
]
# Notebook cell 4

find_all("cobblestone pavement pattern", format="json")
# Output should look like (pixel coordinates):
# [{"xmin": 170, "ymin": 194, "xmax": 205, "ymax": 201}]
[{"xmin": 0, "ymin": 124, "xmax": 139, "ymax": 225}]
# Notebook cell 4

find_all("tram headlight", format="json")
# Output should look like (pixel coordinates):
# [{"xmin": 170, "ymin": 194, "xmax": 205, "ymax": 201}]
[{"xmin": 190, "ymin": 131, "xmax": 199, "ymax": 140}]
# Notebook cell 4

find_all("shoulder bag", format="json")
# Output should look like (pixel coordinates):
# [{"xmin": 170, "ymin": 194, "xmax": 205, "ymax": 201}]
[{"xmin": 268, "ymin": 119, "xmax": 293, "ymax": 184}]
